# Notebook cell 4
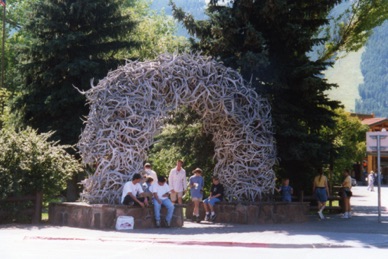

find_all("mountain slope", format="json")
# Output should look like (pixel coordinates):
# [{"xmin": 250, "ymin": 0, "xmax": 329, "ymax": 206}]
[{"xmin": 324, "ymin": 50, "xmax": 364, "ymax": 112}]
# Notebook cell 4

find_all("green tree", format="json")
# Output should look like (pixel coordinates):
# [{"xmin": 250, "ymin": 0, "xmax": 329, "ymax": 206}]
[
  {"xmin": 321, "ymin": 109, "xmax": 368, "ymax": 186},
  {"xmin": 0, "ymin": 127, "xmax": 82, "ymax": 200},
  {"xmin": 318, "ymin": 0, "xmax": 388, "ymax": 61},
  {"xmin": 171, "ymin": 0, "xmax": 342, "ymax": 191},
  {"xmin": 11, "ymin": 0, "xmax": 138, "ymax": 145},
  {"xmin": 123, "ymin": 0, "xmax": 189, "ymax": 60},
  {"xmin": 148, "ymin": 108, "xmax": 215, "ymax": 193}
]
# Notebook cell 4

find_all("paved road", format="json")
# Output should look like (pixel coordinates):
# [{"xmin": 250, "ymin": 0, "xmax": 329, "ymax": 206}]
[{"xmin": 1, "ymin": 185, "xmax": 388, "ymax": 258}]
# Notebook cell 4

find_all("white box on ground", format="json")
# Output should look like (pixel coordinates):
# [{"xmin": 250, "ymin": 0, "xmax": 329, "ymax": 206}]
[{"xmin": 115, "ymin": 216, "xmax": 134, "ymax": 230}]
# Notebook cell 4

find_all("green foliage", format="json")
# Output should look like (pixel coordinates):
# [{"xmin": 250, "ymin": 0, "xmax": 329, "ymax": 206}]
[
  {"xmin": 123, "ymin": 1, "xmax": 189, "ymax": 60},
  {"xmin": 319, "ymin": 0, "xmax": 388, "ymax": 61},
  {"xmin": 321, "ymin": 109, "xmax": 368, "ymax": 184},
  {"xmin": 0, "ymin": 127, "xmax": 82, "ymax": 200},
  {"xmin": 356, "ymin": 21, "xmax": 388, "ymax": 116},
  {"xmin": 171, "ymin": 0, "xmax": 342, "ymax": 191},
  {"xmin": 148, "ymin": 108, "xmax": 215, "ymax": 192},
  {"xmin": 11, "ymin": 0, "xmax": 139, "ymax": 145}
]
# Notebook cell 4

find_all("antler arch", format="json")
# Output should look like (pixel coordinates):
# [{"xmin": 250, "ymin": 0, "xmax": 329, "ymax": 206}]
[{"xmin": 78, "ymin": 53, "xmax": 276, "ymax": 204}]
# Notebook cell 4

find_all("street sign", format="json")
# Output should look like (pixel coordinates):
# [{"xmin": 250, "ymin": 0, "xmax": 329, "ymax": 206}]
[{"xmin": 366, "ymin": 132, "xmax": 388, "ymax": 154}]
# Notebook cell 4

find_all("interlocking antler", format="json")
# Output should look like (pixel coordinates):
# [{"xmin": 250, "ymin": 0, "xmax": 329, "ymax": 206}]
[{"xmin": 78, "ymin": 53, "xmax": 276, "ymax": 204}]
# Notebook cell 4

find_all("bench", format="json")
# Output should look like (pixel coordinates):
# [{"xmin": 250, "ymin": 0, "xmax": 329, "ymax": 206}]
[
  {"xmin": 298, "ymin": 194, "xmax": 342, "ymax": 213},
  {"xmin": 0, "ymin": 192, "xmax": 43, "ymax": 223}
]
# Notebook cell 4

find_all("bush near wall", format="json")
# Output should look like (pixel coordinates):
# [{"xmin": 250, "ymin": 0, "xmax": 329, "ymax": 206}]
[{"xmin": 0, "ymin": 127, "xmax": 82, "ymax": 223}]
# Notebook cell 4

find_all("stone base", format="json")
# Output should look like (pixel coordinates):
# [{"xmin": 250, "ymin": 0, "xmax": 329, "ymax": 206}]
[
  {"xmin": 48, "ymin": 202, "xmax": 184, "ymax": 229},
  {"xmin": 186, "ymin": 201, "xmax": 309, "ymax": 224}
]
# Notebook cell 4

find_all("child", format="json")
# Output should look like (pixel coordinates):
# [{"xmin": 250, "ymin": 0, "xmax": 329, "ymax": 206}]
[
  {"xmin": 203, "ymin": 175, "xmax": 224, "ymax": 221},
  {"xmin": 189, "ymin": 168, "xmax": 204, "ymax": 223},
  {"xmin": 276, "ymin": 178, "xmax": 293, "ymax": 202},
  {"xmin": 142, "ymin": 176, "xmax": 154, "ymax": 201}
]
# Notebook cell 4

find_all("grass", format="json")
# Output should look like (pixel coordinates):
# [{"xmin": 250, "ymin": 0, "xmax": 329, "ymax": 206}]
[{"xmin": 42, "ymin": 212, "xmax": 48, "ymax": 221}]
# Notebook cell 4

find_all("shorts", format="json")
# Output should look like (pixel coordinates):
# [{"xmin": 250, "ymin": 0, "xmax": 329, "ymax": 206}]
[
  {"xmin": 170, "ymin": 191, "xmax": 184, "ymax": 202},
  {"xmin": 341, "ymin": 188, "xmax": 352, "ymax": 198},
  {"xmin": 315, "ymin": 188, "xmax": 328, "ymax": 203},
  {"xmin": 203, "ymin": 197, "xmax": 221, "ymax": 207}
]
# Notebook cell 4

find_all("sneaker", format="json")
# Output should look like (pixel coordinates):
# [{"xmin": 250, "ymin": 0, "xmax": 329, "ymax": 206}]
[
  {"xmin": 164, "ymin": 219, "xmax": 171, "ymax": 228},
  {"xmin": 204, "ymin": 214, "xmax": 210, "ymax": 221},
  {"xmin": 341, "ymin": 213, "xmax": 349, "ymax": 219},
  {"xmin": 348, "ymin": 212, "xmax": 352, "ymax": 218},
  {"xmin": 210, "ymin": 214, "xmax": 217, "ymax": 221},
  {"xmin": 155, "ymin": 220, "xmax": 160, "ymax": 228},
  {"xmin": 196, "ymin": 216, "xmax": 201, "ymax": 223},
  {"xmin": 318, "ymin": 211, "xmax": 324, "ymax": 219}
]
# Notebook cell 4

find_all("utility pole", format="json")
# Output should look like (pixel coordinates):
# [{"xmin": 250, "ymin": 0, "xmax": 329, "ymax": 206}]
[{"xmin": 366, "ymin": 130, "xmax": 388, "ymax": 223}]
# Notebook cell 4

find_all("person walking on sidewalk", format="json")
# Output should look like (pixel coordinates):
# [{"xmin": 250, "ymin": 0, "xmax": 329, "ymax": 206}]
[
  {"xmin": 313, "ymin": 168, "xmax": 330, "ymax": 220},
  {"xmin": 203, "ymin": 175, "xmax": 224, "ymax": 222},
  {"xmin": 367, "ymin": 171, "xmax": 375, "ymax": 191},
  {"xmin": 341, "ymin": 169, "xmax": 353, "ymax": 219}
]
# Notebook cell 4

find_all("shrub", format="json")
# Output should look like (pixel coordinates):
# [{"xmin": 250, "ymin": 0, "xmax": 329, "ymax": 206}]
[{"xmin": 0, "ymin": 127, "xmax": 82, "ymax": 200}]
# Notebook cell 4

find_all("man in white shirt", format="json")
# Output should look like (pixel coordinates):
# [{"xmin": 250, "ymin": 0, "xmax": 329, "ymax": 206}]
[
  {"xmin": 150, "ymin": 176, "xmax": 175, "ymax": 227},
  {"xmin": 143, "ymin": 162, "xmax": 157, "ymax": 182},
  {"xmin": 168, "ymin": 160, "xmax": 187, "ymax": 204},
  {"xmin": 121, "ymin": 173, "xmax": 149, "ymax": 207}
]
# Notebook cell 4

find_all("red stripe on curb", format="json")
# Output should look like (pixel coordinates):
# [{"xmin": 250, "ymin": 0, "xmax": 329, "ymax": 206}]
[
  {"xmin": 24, "ymin": 236, "xmax": 351, "ymax": 249},
  {"xmin": 25, "ymin": 236, "xmax": 269, "ymax": 248}
]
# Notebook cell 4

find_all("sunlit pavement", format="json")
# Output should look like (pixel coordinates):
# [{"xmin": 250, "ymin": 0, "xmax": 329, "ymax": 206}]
[{"xmin": 1, "ymin": 185, "xmax": 388, "ymax": 258}]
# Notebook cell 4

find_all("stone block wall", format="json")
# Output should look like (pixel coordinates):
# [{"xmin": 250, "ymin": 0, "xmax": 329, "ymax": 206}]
[
  {"xmin": 49, "ymin": 201, "xmax": 309, "ymax": 230},
  {"xmin": 186, "ymin": 201, "xmax": 309, "ymax": 224},
  {"xmin": 48, "ymin": 202, "xmax": 184, "ymax": 229}
]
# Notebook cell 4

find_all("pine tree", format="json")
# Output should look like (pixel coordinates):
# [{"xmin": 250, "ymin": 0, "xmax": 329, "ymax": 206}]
[
  {"xmin": 171, "ymin": 0, "xmax": 342, "ymax": 186},
  {"xmin": 13, "ymin": 0, "xmax": 138, "ymax": 145}
]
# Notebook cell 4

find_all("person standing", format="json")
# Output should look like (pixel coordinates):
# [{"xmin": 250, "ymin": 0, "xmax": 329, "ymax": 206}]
[
  {"xmin": 203, "ymin": 175, "xmax": 224, "ymax": 221},
  {"xmin": 143, "ymin": 162, "xmax": 158, "ymax": 182},
  {"xmin": 367, "ymin": 171, "xmax": 375, "ymax": 191},
  {"xmin": 121, "ymin": 173, "xmax": 149, "ymax": 208},
  {"xmin": 189, "ymin": 168, "xmax": 204, "ymax": 222},
  {"xmin": 313, "ymin": 168, "xmax": 330, "ymax": 220},
  {"xmin": 168, "ymin": 159, "xmax": 187, "ymax": 204},
  {"xmin": 150, "ymin": 176, "xmax": 175, "ymax": 228},
  {"xmin": 275, "ymin": 178, "xmax": 293, "ymax": 202},
  {"xmin": 341, "ymin": 169, "xmax": 353, "ymax": 219}
]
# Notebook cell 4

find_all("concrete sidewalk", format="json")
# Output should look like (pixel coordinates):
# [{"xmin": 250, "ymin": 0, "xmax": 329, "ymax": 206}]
[{"xmin": 1, "ymin": 185, "xmax": 388, "ymax": 258}]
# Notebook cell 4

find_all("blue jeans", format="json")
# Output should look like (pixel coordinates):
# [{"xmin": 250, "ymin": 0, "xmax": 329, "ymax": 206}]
[{"xmin": 153, "ymin": 198, "xmax": 175, "ymax": 223}]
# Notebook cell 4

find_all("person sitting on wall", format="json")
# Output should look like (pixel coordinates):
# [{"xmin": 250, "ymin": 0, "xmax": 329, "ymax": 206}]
[
  {"xmin": 203, "ymin": 175, "xmax": 224, "ymax": 222},
  {"xmin": 150, "ymin": 176, "xmax": 175, "ymax": 228},
  {"xmin": 121, "ymin": 173, "xmax": 149, "ymax": 207}
]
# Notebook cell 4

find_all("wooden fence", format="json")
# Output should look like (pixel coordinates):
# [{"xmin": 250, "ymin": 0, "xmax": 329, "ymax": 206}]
[{"xmin": 0, "ymin": 192, "xmax": 43, "ymax": 224}]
